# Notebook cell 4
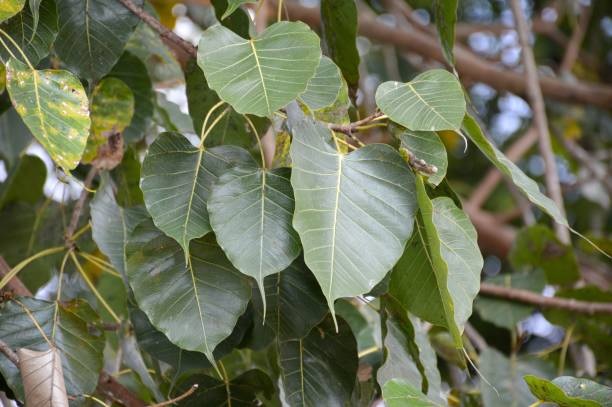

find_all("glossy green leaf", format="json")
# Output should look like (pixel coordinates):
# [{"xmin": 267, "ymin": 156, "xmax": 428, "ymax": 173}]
[
  {"xmin": 510, "ymin": 224, "xmax": 579, "ymax": 285},
  {"xmin": 6, "ymin": 58, "xmax": 90, "ymax": 170},
  {"xmin": 208, "ymin": 165, "xmax": 300, "ymax": 311},
  {"xmin": 289, "ymin": 115, "xmax": 417, "ymax": 318},
  {"xmin": 389, "ymin": 176, "xmax": 482, "ymax": 347},
  {"xmin": 376, "ymin": 69, "xmax": 465, "ymax": 131},
  {"xmin": 0, "ymin": 154, "xmax": 45, "ymax": 208},
  {"xmin": 399, "ymin": 130, "xmax": 447, "ymax": 186},
  {"xmin": 54, "ymin": 0, "xmax": 143, "ymax": 80},
  {"xmin": 462, "ymin": 114, "xmax": 568, "ymax": 227},
  {"xmin": 320, "ymin": 0, "xmax": 360, "ymax": 89},
  {"xmin": 83, "ymin": 77, "xmax": 134, "ymax": 162},
  {"xmin": 434, "ymin": 0, "xmax": 457, "ymax": 66},
  {"xmin": 221, "ymin": 0, "xmax": 256, "ymax": 19},
  {"xmin": 0, "ymin": 0, "xmax": 25, "ymax": 22},
  {"xmin": 300, "ymin": 55, "xmax": 343, "ymax": 111},
  {"xmin": 108, "ymin": 51, "xmax": 153, "ymax": 143},
  {"xmin": 525, "ymin": 375, "xmax": 612, "ymax": 407},
  {"xmin": 480, "ymin": 348, "xmax": 555, "ymax": 407},
  {"xmin": 141, "ymin": 132, "xmax": 255, "ymax": 257},
  {"xmin": 126, "ymin": 219, "xmax": 251, "ymax": 364},
  {"xmin": 0, "ymin": 0, "xmax": 57, "ymax": 65},
  {"xmin": 0, "ymin": 106, "xmax": 33, "ymax": 168},
  {"xmin": 279, "ymin": 315, "xmax": 357, "ymax": 406},
  {"xmin": 383, "ymin": 379, "xmax": 443, "ymax": 407},
  {"xmin": 475, "ymin": 270, "xmax": 545, "ymax": 330},
  {"xmin": 197, "ymin": 21, "xmax": 321, "ymax": 116},
  {"xmin": 0, "ymin": 298, "xmax": 104, "ymax": 401}
]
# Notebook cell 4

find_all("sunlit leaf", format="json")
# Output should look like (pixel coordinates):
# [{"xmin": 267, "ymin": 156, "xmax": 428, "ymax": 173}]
[
  {"xmin": 0, "ymin": 0, "xmax": 25, "ymax": 22},
  {"xmin": 524, "ymin": 375, "xmax": 612, "ymax": 407},
  {"xmin": 383, "ymin": 379, "xmax": 442, "ymax": 407},
  {"xmin": 6, "ymin": 58, "xmax": 90, "ymax": 170}
]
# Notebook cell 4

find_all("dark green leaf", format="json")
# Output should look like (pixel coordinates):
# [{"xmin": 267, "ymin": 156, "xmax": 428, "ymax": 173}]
[
  {"xmin": 110, "ymin": 147, "xmax": 144, "ymax": 207},
  {"xmin": 211, "ymin": 0, "xmax": 250, "ymax": 39},
  {"xmin": 525, "ymin": 375, "xmax": 611, "ymax": 407},
  {"xmin": 0, "ymin": 107, "xmax": 33, "ymax": 168},
  {"xmin": 434, "ymin": 0, "xmax": 457, "ymax": 66},
  {"xmin": 221, "ymin": 0, "xmax": 256, "ymax": 19},
  {"xmin": 0, "ymin": 154, "xmax": 45, "ymax": 208}
]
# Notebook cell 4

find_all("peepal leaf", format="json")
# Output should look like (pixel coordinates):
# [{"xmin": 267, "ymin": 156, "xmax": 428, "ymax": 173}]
[
  {"xmin": 383, "ymin": 379, "xmax": 442, "ymax": 407},
  {"xmin": 376, "ymin": 69, "xmax": 465, "ymax": 131},
  {"xmin": 141, "ymin": 132, "xmax": 255, "ymax": 257},
  {"xmin": 462, "ymin": 114, "xmax": 568, "ymax": 227},
  {"xmin": 290, "ymin": 117, "xmax": 417, "ymax": 319},
  {"xmin": 399, "ymin": 130, "xmax": 447, "ymax": 186},
  {"xmin": 197, "ymin": 21, "xmax": 321, "ymax": 116},
  {"xmin": 208, "ymin": 165, "xmax": 301, "ymax": 312},
  {"xmin": 0, "ymin": 0, "xmax": 25, "ymax": 22},
  {"xmin": 6, "ymin": 58, "xmax": 90, "ymax": 170},
  {"xmin": 126, "ymin": 219, "xmax": 251, "ymax": 364},
  {"xmin": 18, "ymin": 348, "xmax": 69, "ymax": 407},
  {"xmin": 525, "ymin": 375, "xmax": 612, "ymax": 407},
  {"xmin": 54, "ymin": 0, "xmax": 143, "ymax": 80},
  {"xmin": 300, "ymin": 55, "xmax": 343, "ymax": 111}
]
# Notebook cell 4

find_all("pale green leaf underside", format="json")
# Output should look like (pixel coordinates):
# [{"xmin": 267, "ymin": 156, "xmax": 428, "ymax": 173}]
[
  {"xmin": 126, "ymin": 219, "xmax": 251, "ymax": 364},
  {"xmin": 6, "ymin": 58, "xmax": 90, "ymax": 170},
  {"xmin": 376, "ymin": 69, "xmax": 465, "ymax": 131},
  {"xmin": 383, "ymin": 379, "xmax": 442, "ymax": 407},
  {"xmin": 140, "ymin": 132, "xmax": 255, "ymax": 256},
  {"xmin": 300, "ymin": 55, "xmax": 343, "ymax": 111},
  {"xmin": 462, "ymin": 114, "xmax": 568, "ymax": 227},
  {"xmin": 208, "ymin": 165, "xmax": 301, "ymax": 308},
  {"xmin": 0, "ymin": 0, "xmax": 25, "ymax": 22},
  {"xmin": 198, "ymin": 21, "xmax": 321, "ymax": 117},
  {"xmin": 290, "ymin": 117, "xmax": 417, "ymax": 316},
  {"xmin": 399, "ymin": 130, "xmax": 447, "ymax": 186},
  {"xmin": 221, "ymin": 0, "xmax": 256, "ymax": 19}
]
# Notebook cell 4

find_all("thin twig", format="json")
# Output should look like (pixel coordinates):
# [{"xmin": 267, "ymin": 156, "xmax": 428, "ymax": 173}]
[
  {"xmin": 479, "ymin": 283, "xmax": 612, "ymax": 315},
  {"xmin": 327, "ymin": 112, "xmax": 384, "ymax": 136},
  {"xmin": 65, "ymin": 167, "xmax": 98, "ymax": 246},
  {"xmin": 147, "ymin": 384, "xmax": 199, "ymax": 407},
  {"xmin": 510, "ymin": 0, "xmax": 569, "ymax": 243},
  {"xmin": 559, "ymin": 5, "xmax": 592, "ymax": 74},
  {"xmin": 0, "ymin": 339, "xmax": 19, "ymax": 366}
]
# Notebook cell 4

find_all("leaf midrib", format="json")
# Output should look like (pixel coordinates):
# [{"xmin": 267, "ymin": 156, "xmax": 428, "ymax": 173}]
[{"xmin": 249, "ymin": 39, "xmax": 271, "ymax": 115}]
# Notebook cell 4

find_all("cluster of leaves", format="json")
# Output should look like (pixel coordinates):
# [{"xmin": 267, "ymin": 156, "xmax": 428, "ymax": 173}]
[{"xmin": 0, "ymin": 0, "xmax": 610, "ymax": 406}]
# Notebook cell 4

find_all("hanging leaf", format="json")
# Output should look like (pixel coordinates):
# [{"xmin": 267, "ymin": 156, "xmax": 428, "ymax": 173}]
[
  {"xmin": 18, "ymin": 348, "xmax": 69, "ymax": 407},
  {"xmin": 54, "ymin": 0, "xmax": 143, "ymax": 80},
  {"xmin": 289, "ymin": 116, "xmax": 417, "ymax": 319},
  {"xmin": 5, "ymin": 58, "xmax": 90, "ymax": 170},
  {"xmin": 382, "ymin": 379, "xmax": 442, "ymax": 407},
  {"xmin": 208, "ymin": 165, "xmax": 301, "ymax": 311},
  {"xmin": 197, "ymin": 21, "xmax": 321, "ymax": 117},
  {"xmin": 389, "ymin": 176, "xmax": 482, "ymax": 347},
  {"xmin": 108, "ymin": 51, "xmax": 153, "ymax": 143},
  {"xmin": 83, "ymin": 77, "xmax": 134, "ymax": 163},
  {"xmin": 221, "ymin": 0, "xmax": 256, "ymax": 19},
  {"xmin": 434, "ymin": 0, "xmax": 458, "ymax": 66},
  {"xmin": 399, "ymin": 130, "xmax": 447, "ymax": 186},
  {"xmin": 0, "ymin": 0, "xmax": 25, "ymax": 22},
  {"xmin": 111, "ymin": 148, "xmax": 144, "ymax": 207},
  {"xmin": 300, "ymin": 55, "xmax": 343, "ymax": 111},
  {"xmin": 376, "ymin": 69, "xmax": 465, "ymax": 131},
  {"xmin": 0, "ymin": 0, "xmax": 58, "ymax": 65},
  {"xmin": 140, "ymin": 132, "xmax": 255, "ymax": 256},
  {"xmin": 0, "ymin": 298, "xmax": 104, "ymax": 401},
  {"xmin": 524, "ymin": 375, "xmax": 612, "ymax": 407},
  {"xmin": 126, "ymin": 219, "xmax": 251, "ymax": 364},
  {"xmin": 320, "ymin": 0, "xmax": 360, "ymax": 90},
  {"xmin": 462, "ymin": 114, "xmax": 568, "ymax": 227},
  {"xmin": 279, "ymin": 315, "xmax": 357, "ymax": 406},
  {"xmin": 0, "ymin": 154, "xmax": 46, "ymax": 208}
]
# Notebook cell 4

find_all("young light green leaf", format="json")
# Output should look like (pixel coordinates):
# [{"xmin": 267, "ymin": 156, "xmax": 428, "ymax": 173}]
[
  {"xmin": 279, "ymin": 316, "xmax": 357, "ymax": 406},
  {"xmin": 525, "ymin": 375, "xmax": 612, "ymax": 407},
  {"xmin": 320, "ymin": 0, "xmax": 360, "ymax": 89},
  {"xmin": 0, "ymin": 0, "xmax": 25, "ymax": 22},
  {"xmin": 126, "ymin": 219, "xmax": 252, "ymax": 364},
  {"xmin": 382, "ymin": 379, "xmax": 443, "ymax": 407},
  {"xmin": 6, "ymin": 58, "xmax": 90, "ymax": 170},
  {"xmin": 221, "ymin": 0, "xmax": 256, "ymax": 19},
  {"xmin": 197, "ymin": 21, "xmax": 321, "ymax": 117},
  {"xmin": 399, "ymin": 130, "xmax": 448, "ymax": 186},
  {"xmin": 376, "ymin": 69, "xmax": 465, "ymax": 131},
  {"xmin": 389, "ymin": 176, "xmax": 482, "ymax": 347},
  {"xmin": 289, "ymin": 116, "xmax": 417, "ymax": 320},
  {"xmin": 208, "ymin": 165, "xmax": 301, "ymax": 314},
  {"xmin": 300, "ymin": 55, "xmax": 343, "ymax": 111},
  {"xmin": 140, "ymin": 132, "xmax": 255, "ymax": 257},
  {"xmin": 462, "ymin": 114, "xmax": 568, "ymax": 227},
  {"xmin": 54, "ymin": 0, "xmax": 143, "ymax": 80},
  {"xmin": 434, "ymin": 0, "xmax": 458, "ymax": 66}
]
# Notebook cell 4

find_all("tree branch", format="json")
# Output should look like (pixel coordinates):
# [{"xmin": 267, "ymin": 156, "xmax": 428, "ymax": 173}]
[
  {"xmin": 479, "ymin": 283, "xmax": 612, "ymax": 315},
  {"xmin": 327, "ymin": 112, "xmax": 384, "ymax": 135},
  {"xmin": 559, "ymin": 4, "xmax": 592, "ymax": 75},
  {"xmin": 510, "ymin": 0, "xmax": 569, "ymax": 243},
  {"xmin": 98, "ymin": 371, "xmax": 146, "ymax": 407},
  {"xmin": 0, "ymin": 339, "xmax": 19, "ymax": 366},
  {"xmin": 0, "ymin": 256, "xmax": 32, "ymax": 297}
]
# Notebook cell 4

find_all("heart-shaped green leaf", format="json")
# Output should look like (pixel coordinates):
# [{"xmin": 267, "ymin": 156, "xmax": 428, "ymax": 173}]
[
  {"xmin": 300, "ymin": 56, "xmax": 343, "ymax": 111},
  {"xmin": 6, "ymin": 58, "xmax": 90, "ymax": 170},
  {"xmin": 141, "ymin": 132, "xmax": 255, "ymax": 257},
  {"xmin": 289, "ymin": 116, "xmax": 417, "ymax": 320},
  {"xmin": 376, "ymin": 69, "xmax": 465, "ymax": 131},
  {"xmin": 208, "ymin": 165, "xmax": 301, "ymax": 313},
  {"xmin": 197, "ymin": 21, "xmax": 321, "ymax": 116},
  {"xmin": 126, "ymin": 219, "xmax": 252, "ymax": 364}
]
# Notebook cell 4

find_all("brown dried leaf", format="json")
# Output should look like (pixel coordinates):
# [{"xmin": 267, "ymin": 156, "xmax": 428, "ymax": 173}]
[{"xmin": 18, "ymin": 347, "xmax": 69, "ymax": 407}]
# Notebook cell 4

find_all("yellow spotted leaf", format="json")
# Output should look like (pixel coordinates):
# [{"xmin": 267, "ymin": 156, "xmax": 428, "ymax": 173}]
[
  {"xmin": 0, "ymin": 0, "xmax": 25, "ymax": 22},
  {"xmin": 6, "ymin": 58, "xmax": 90, "ymax": 170}
]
